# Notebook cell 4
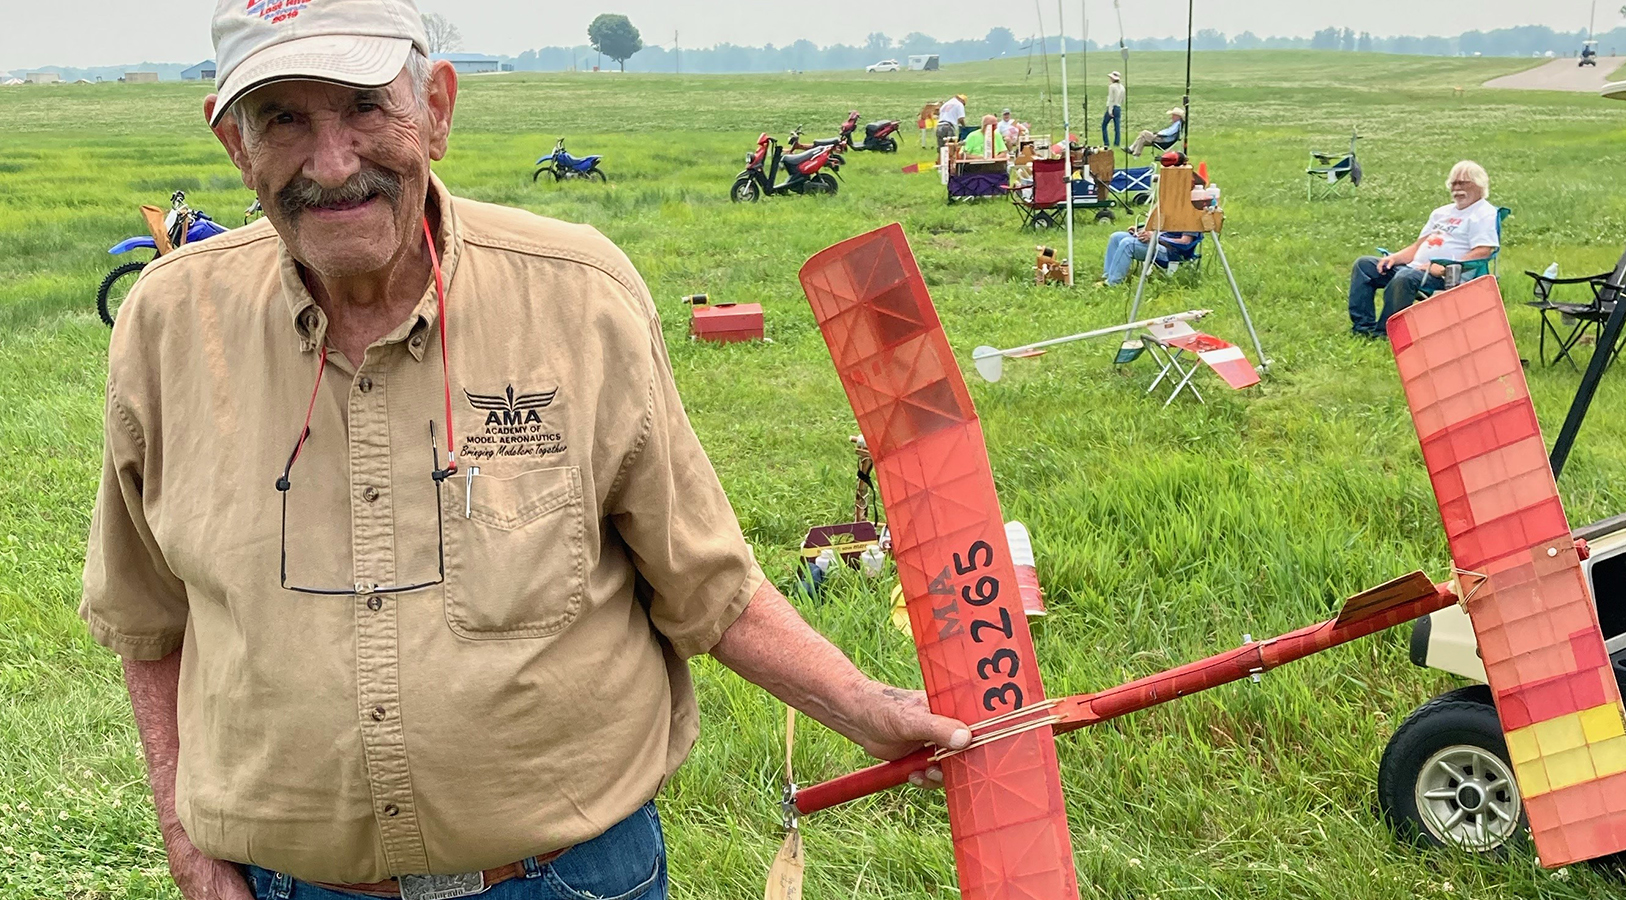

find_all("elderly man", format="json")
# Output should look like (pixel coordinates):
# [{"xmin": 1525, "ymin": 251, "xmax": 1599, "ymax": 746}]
[
  {"xmin": 960, "ymin": 114, "xmax": 1008, "ymax": 160},
  {"xmin": 935, "ymin": 93, "xmax": 966, "ymax": 147},
  {"xmin": 81, "ymin": 1, "xmax": 969, "ymax": 899},
  {"xmin": 1346, "ymin": 160, "xmax": 1498, "ymax": 338},
  {"xmin": 1127, "ymin": 107, "xmax": 1183, "ymax": 156}
]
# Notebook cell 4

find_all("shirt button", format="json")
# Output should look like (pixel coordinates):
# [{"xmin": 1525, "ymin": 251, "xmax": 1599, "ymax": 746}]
[
  {"xmin": 410, "ymin": 335, "xmax": 425, "ymax": 350},
  {"xmin": 358, "ymin": 376, "xmax": 373, "ymax": 393},
  {"xmin": 366, "ymin": 596, "xmax": 383, "ymax": 611},
  {"xmin": 383, "ymin": 804, "xmax": 400, "ymax": 817},
  {"xmin": 371, "ymin": 706, "xmax": 387, "ymax": 721},
  {"xmin": 362, "ymin": 486, "xmax": 380, "ymax": 503}
]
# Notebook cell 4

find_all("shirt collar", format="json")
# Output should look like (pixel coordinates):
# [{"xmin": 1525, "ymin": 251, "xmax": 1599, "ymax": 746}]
[{"xmin": 282, "ymin": 172, "xmax": 463, "ymax": 361}]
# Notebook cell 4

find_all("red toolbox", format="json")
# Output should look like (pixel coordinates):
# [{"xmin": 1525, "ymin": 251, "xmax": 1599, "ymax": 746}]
[{"xmin": 689, "ymin": 302, "xmax": 764, "ymax": 343}]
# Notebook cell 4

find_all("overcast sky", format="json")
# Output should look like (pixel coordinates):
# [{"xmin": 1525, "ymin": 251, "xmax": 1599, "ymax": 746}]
[{"xmin": 1, "ymin": 0, "xmax": 1608, "ymax": 70}]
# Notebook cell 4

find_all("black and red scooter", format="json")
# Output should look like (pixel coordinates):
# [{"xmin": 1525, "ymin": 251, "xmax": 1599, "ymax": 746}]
[
  {"xmin": 730, "ymin": 126, "xmax": 841, "ymax": 202},
  {"xmin": 845, "ymin": 114, "xmax": 901, "ymax": 152}
]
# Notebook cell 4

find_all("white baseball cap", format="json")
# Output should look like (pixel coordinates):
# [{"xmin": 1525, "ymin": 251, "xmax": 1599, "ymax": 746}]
[{"xmin": 210, "ymin": 0, "xmax": 430, "ymax": 126}]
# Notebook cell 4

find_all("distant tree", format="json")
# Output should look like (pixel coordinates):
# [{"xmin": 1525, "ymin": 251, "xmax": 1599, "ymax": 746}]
[
  {"xmin": 864, "ymin": 32, "xmax": 892, "ymax": 54},
  {"xmin": 1194, "ymin": 28, "xmax": 1227, "ymax": 50},
  {"xmin": 588, "ymin": 13, "xmax": 643, "ymax": 71},
  {"xmin": 1231, "ymin": 30, "xmax": 1262, "ymax": 49},
  {"xmin": 984, "ymin": 27, "xmax": 1017, "ymax": 56},
  {"xmin": 420, "ymin": 13, "xmax": 462, "ymax": 54},
  {"xmin": 1340, "ymin": 27, "xmax": 1356, "ymax": 50},
  {"xmin": 901, "ymin": 32, "xmax": 939, "ymax": 54},
  {"xmin": 1310, "ymin": 27, "xmax": 1340, "ymax": 50},
  {"xmin": 1357, "ymin": 31, "xmax": 1374, "ymax": 52}
]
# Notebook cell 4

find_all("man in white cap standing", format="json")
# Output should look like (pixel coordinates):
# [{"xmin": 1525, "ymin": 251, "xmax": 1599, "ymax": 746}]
[
  {"xmin": 1128, "ymin": 106, "xmax": 1184, "ymax": 156},
  {"xmin": 81, "ymin": 0, "xmax": 970, "ymax": 898},
  {"xmin": 1101, "ymin": 71, "xmax": 1125, "ymax": 147}
]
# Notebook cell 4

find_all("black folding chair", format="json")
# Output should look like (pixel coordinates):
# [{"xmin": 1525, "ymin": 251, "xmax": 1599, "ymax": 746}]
[{"xmin": 1525, "ymin": 270, "xmax": 1621, "ymax": 370}]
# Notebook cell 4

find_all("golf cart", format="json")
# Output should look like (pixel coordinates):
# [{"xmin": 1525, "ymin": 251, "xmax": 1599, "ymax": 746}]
[{"xmin": 1581, "ymin": 41, "xmax": 1599, "ymax": 67}]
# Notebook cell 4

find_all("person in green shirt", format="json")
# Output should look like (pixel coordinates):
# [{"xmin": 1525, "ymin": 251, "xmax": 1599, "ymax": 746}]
[{"xmin": 960, "ymin": 114, "xmax": 1008, "ymax": 159}]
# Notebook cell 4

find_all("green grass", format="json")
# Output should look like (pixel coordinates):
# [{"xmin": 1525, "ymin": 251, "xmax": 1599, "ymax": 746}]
[{"xmin": 4, "ymin": 49, "xmax": 1626, "ymax": 898}]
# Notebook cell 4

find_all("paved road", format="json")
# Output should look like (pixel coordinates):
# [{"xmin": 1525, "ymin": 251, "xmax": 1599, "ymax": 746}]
[{"xmin": 1483, "ymin": 57, "xmax": 1624, "ymax": 92}]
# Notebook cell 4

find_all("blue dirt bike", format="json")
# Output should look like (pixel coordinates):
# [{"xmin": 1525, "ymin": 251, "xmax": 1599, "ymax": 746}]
[
  {"xmin": 532, "ymin": 138, "xmax": 607, "ymax": 183},
  {"xmin": 97, "ymin": 191, "xmax": 258, "ymax": 326}
]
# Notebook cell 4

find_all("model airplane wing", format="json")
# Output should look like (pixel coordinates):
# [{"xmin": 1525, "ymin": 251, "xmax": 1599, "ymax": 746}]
[
  {"xmin": 1389, "ymin": 278, "xmax": 1626, "ymax": 867},
  {"xmin": 800, "ymin": 224, "xmax": 1078, "ymax": 900},
  {"xmin": 1146, "ymin": 321, "xmax": 1261, "ymax": 390}
]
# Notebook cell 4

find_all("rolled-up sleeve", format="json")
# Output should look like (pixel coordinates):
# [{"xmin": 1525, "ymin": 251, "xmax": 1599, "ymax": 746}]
[
  {"xmin": 79, "ymin": 378, "xmax": 188, "ymax": 660},
  {"xmin": 606, "ymin": 316, "xmax": 765, "ymax": 660}
]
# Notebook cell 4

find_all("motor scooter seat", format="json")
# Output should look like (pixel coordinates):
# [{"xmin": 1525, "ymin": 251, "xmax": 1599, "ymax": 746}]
[{"xmin": 782, "ymin": 148, "xmax": 824, "ymax": 169}]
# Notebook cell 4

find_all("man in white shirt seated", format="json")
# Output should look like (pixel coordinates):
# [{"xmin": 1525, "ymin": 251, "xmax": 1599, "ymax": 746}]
[
  {"xmin": 1346, "ymin": 160, "xmax": 1499, "ymax": 338},
  {"xmin": 997, "ymin": 109, "xmax": 1026, "ymax": 146}
]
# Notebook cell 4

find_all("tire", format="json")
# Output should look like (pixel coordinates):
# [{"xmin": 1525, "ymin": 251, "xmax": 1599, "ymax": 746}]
[
  {"xmin": 97, "ymin": 260, "xmax": 147, "ymax": 327},
  {"xmin": 531, "ymin": 166, "xmax": 551, "ymax": 183},
  {"xmin": 1032, "ymin": 213, "xmax": 1053, "ymax": 229},
  {"xmin": 588, "ymin": 168, "xmax": 607, "ymax": 183},
  {"xmin": 730, "ymin": 176, "xmax": 760, "ymax": 203},
  {"xmin": 1095, "ymin": 208, "xmax": 1116, "ymax": 223},
  {"xmin": 880, "ymin": 137, "xmax": 898, "ymax": 153},
  {"xmin": 1378, "ymin": 685, "xmax": 1527, "ymax": 854},
  {"xmin": 811, "ymin": 173, "xmax": 839, "ymax": 195},
  {"xmin": 1132, "ymin": 191, "xmax": 1151, "ymax": 206}
]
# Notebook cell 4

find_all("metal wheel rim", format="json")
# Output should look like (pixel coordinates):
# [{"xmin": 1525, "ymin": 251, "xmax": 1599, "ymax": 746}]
[{"xmin": 1414, "ymin": 744, "xmax": 1522, "ymax": 851}]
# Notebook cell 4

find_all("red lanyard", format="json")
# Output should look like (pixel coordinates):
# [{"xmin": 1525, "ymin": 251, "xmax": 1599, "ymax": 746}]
[{"xmin": 282, "ymin": 217, "xmax": 457, "ymax": 482}]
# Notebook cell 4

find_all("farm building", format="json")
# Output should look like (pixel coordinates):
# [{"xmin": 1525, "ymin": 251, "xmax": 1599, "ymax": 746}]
[
  {"xmin": 124, "ymin": 71, "xmax": 159, "ymax": 84},
  {"xmin": 25, "ymin": 72, "xmax": 60, "ymax": 84},
  {"xmin": 182, "ymin": 60, "xmax": 217, "ymax": 81},
  {"xmin": 431, "ymin": 53, "xmax": 501, "ymax": 74}
]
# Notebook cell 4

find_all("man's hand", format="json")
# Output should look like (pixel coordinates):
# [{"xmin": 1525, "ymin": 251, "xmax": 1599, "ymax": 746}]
[
  {"xmin": 1376, "ymin": 255, "xmax": 1397, "ymax": 273},
  {"xmin": 709, "ymin": 581, "xmax": 970, "ymax": 786},
  {"xmin": 167, "ymin": 827, "xmax": 253, "ymax": 900}
]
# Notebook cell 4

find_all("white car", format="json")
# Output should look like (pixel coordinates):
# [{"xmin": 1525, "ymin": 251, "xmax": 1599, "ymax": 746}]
[{"xmin": 866, "ymin": 59, "xmax": 900, "ymax": 73}]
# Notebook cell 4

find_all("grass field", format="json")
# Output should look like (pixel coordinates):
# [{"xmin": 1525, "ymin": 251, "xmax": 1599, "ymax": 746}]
[{"xmin": 5, "ymin": 49, "xmax": 1626, "ymax": 899}]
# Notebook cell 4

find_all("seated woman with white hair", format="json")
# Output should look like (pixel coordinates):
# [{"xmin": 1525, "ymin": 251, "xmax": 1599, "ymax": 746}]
[{"xmin": 1346, "ymin": 160, "xmax": 1499, "ymax": 339}]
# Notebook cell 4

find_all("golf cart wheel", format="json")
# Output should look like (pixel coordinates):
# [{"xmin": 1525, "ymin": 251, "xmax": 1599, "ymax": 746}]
[
  {"xmin": 880, "ymin": 137, "xmax": 898, "ymax": 153},
  {"xmin": 1378, "ymin": 685, "xmax": 1526, "ymax": 854},
  {"xmin": 811, "ymin": 173, "xmax": 839, "ymax": 195},
  {"xmin": 588, "ymin": 169, "xmax": 607, "ymax": 183},
  {"xmin": 97, "ymin": 261, "xmax": 147, "ymax": 327},
  {"xmin": 531, "ymin": 166, "xmax": 551, "ymax": 183},
  {"xmin": 1095, "ymin": 208, "xmax": 1116, "ymax": 223},
  {"xmin": 730, "ymin": 176, "xmax": 760, "ymax": 203}
]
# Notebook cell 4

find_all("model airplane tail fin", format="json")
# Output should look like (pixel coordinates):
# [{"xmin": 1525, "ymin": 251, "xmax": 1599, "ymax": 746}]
[
  {"xmin": 972, "ymin": 346, "xmax": 1005, "ymax": 382},
  {"xmin": 1389, "ymin": 277, "xmax": 1626, "ymax": 868}
]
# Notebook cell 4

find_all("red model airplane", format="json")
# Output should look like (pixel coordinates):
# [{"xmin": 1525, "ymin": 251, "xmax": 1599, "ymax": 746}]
[{"xmin": 795, "ymin": 224, "xmax": 1459, "ymax": 897}]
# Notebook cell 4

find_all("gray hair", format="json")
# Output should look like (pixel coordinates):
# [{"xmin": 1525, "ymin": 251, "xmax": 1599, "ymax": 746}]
[
  {"xmin": 229, "ymin": 47, "xmax": 433, "ymax": 134},
  {"xmin": 1447, "ymin": 160, "xmax": 1489, "ymax": 196}
]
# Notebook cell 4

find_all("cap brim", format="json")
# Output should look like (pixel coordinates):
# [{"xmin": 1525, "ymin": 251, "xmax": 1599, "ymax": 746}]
[{"xmin": 211, "ymin": 34, "xmax": 412, "ymax": 126}]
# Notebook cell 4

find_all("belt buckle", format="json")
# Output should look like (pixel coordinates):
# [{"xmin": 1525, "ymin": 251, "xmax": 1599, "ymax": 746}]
[{"xmin": 398, "ymin": 873, "xmax": 486, "ymax": 900}]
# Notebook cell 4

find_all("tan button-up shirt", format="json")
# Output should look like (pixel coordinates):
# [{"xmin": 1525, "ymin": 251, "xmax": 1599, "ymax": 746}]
[{"xmin": 80, "ymin": 175, "xmax": 765, "ymax": 883}]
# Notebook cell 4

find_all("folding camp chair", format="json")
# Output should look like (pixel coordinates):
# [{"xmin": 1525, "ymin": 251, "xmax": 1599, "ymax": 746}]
[
  {"xmin": 1524, "ymin": 269, "xmax": 1622, "ymax": 370},
  {"xmin": 1010, "ymin": 158, "xmax": 1068, "ymax": 228},
  {"xmin": 1154, "ymin": 232, "xmax": 1204, "ymax": 279},
  {"xmin": 1306, "ymin": 131, "xmax": 1361, "ymax": 199}
]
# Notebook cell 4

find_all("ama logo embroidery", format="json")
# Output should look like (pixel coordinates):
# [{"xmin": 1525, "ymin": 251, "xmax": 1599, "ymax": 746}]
[
  {"xmin": 246, "ymin": 0, "xmax": 311, "ymax": 24},
  {"xmin": 458, "ymin": 385, "xmax": 568, "ymax": 463},
  {"xmin": 465, "ymin": 385, "xmax": 558, "ymax": 426}
]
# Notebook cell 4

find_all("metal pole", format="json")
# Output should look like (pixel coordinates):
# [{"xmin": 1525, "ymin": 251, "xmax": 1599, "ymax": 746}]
[
  {"xmin": 1549, "ymin": 246, "xmax": 1626, "ymax": 479},
  {"xmin": 1210, "ymin": 231, "xmax": 1270, "ymax": 369},
  {"xmin": 1114, "ymin": 0, "xmax": 1129, "ymax": 167},
  {"xmin": 1058, "ymin": 0, "xmax": 1075, "ymax": 285},
  {"xmin": 1182, "ymin": 0, "xmax": 1193, "ymax": 154}
]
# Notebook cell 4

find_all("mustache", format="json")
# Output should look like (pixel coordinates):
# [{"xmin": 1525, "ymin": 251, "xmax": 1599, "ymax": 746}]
[{"xmin": 276, "ymin": 168, "xmax": 403, "ymax": 220}]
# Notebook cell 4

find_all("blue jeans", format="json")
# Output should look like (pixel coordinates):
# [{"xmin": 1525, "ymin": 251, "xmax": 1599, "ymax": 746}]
[
  {"xmin": 1101, "ymin": 105, "xmax": 1122, "ymax": 146},
  {"xmin": 1347, "ymin": 255, "xmax": 1443, "ymax": 337},
  {"xmin": 242, "ymin": 801, "xmax": 666, "ymax": 900},
  {"xmin": 1103, "ymin": 231, "xmax": 1167, "ymax": 285}
]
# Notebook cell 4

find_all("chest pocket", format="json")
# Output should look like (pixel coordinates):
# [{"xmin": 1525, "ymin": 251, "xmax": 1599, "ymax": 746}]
[{"xmin": 440, "ymin": 465, "xmax": 586, "ymax": 639}]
